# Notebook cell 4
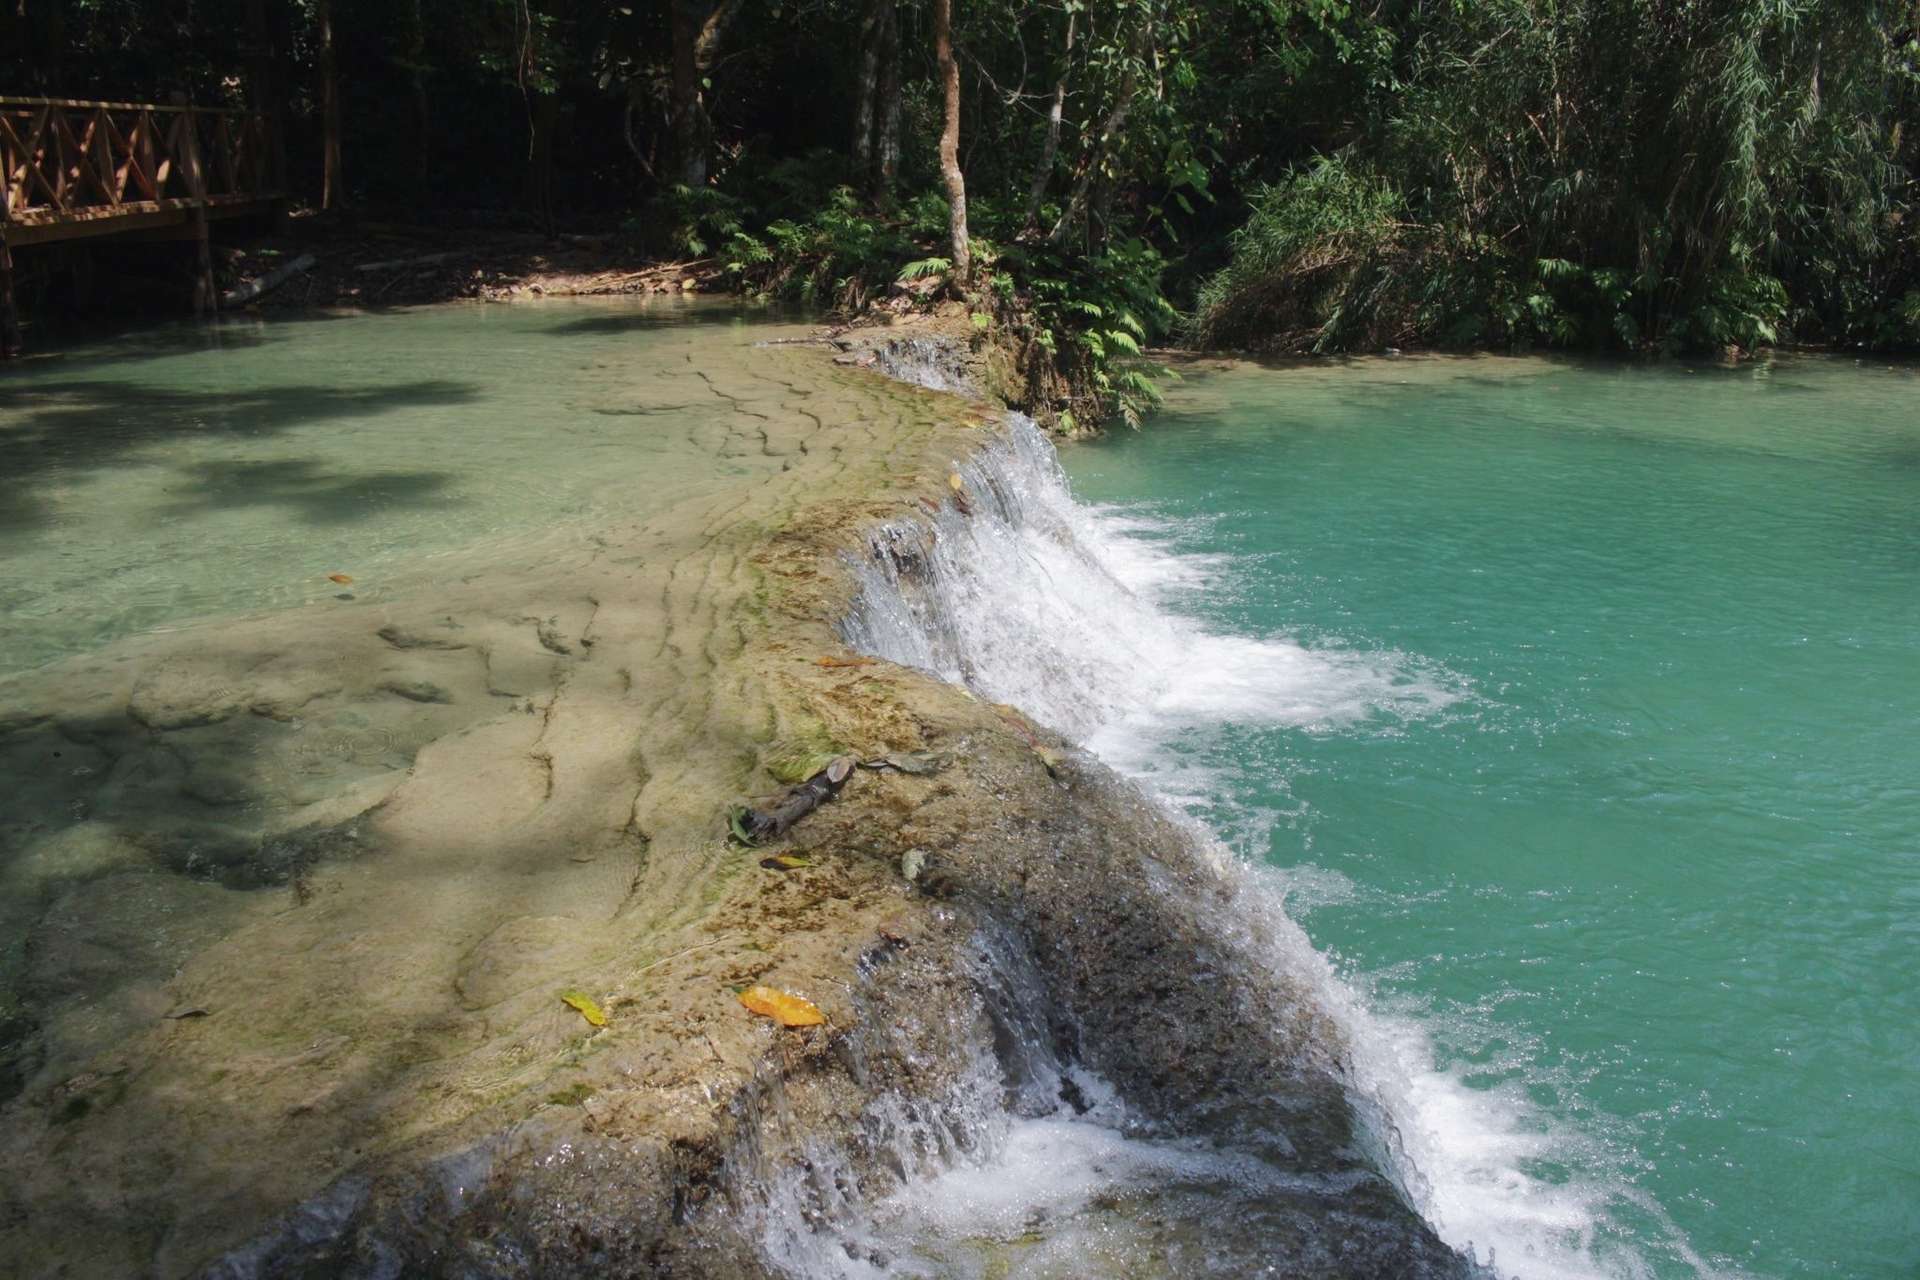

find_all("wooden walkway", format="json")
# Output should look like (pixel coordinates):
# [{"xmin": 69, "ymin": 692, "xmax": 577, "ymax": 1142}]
[{"xmin": 0, "ymin": 96, "xmax": 284, "ymax": 354}]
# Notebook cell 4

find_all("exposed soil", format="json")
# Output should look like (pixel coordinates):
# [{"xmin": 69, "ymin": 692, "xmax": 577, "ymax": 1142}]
[{"xmin": 215, "ymin": 217, "xmax": 728, "ymax": 312}]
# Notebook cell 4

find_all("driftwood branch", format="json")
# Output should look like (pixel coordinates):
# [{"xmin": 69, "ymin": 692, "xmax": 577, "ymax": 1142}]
[
  {"xmin": 732, "ymin": 757, "xmax": 854, "ymax": 844},
  {"xmin": 221, "ymin": 252, "xmax": 316, "ymax": 306},
  {"xmin": 352, "ymin": 250, "xmax": 460, "ymax": 273}
]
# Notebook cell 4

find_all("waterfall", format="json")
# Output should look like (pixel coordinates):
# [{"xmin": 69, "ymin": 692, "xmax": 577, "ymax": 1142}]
[
  {"xmin": 825, "ymin": 409, "xmax": 1663, "ymax": 1279},
  {"xmin": 840, "ymin": 412, "xmax": 1460, "ymax": 751}
]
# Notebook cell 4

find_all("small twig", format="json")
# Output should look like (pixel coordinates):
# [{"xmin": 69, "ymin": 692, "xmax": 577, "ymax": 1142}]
[{"xmin": 634, "ymin": 936, "xmax": 735, "ymax": 976}]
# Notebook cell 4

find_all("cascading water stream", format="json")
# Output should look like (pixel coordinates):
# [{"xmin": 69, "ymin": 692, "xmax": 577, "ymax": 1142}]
[{"xmin": 828, "ymin": 409, "xmax": 1702, "ymax": 1279}]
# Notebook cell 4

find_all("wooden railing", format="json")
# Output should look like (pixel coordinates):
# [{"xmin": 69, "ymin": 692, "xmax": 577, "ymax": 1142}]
[{"xmin": 0, "ymin": 96, "xmax": 280, "ymax": 245}]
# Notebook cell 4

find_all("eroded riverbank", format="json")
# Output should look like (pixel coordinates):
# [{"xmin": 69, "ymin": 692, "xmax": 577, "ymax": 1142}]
[{"xmin": 0, "ymin": 305, "xmax": 1463, "ymax": 1277}]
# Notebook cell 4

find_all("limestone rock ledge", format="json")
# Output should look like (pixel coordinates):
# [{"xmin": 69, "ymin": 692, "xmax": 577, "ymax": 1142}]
[{"xmin": 0, "ymin": 328, "xmax": 1468, "ymax": 1278}]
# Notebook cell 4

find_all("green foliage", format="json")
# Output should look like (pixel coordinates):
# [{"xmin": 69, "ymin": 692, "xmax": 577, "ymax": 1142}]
[
  {"xmin": 10, "ymin": 0, "xmax": 1920, "ymax": 414},
  {"xmin": 717, "ymin": 186, "xmax": 921, "ymax": 309},
  {"xmin": 629, "ymin": 185, "xmax": 748, "ymax": 260},
  {"xmin": 897, "ymin": 258, "xmax": 954, "ymax": 281},
  {"xmin": 1194, "ymin": 0, "xmax": 1920, "ymax": 355},
  {"xmin": 1679, "ymin": 272, "xmax": 1790, "ymax": 352},
  {"xmin": 1192, "ymin": 154, "xmax": 1410, "ymax": 350},
  {"xmin": 998, "ymin": 235, "xmax": 1179, "ymax": 428}
]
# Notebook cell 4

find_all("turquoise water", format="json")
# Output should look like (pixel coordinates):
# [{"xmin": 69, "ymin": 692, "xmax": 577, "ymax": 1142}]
[
  {"xmin": 1063, "ymin": 356, "xmax": 1920, "ymax": 1278},
  {"xmin": 0, "ymin": 299, "xmax": 807, "ymax": 675}
]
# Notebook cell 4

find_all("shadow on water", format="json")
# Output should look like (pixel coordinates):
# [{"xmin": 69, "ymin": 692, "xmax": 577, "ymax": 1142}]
[
  {"xmin": 1, "ymin": 319, "xmax": 278, "ymax": 374},
  {"xmin": 0, "ymin": 647, "xmax": 642, "ymax": 1272},
  {"xmin": 0, "ymin": 703, "xmax": 381, "ymax": 1103},
  {"xmin": 153, "ymin": 458, "xmax": 457, "ymax": 525},
  {"xmin": 539, "ymin": 302, "xmax": 801, "ymax": 338},
  {"xmin": 0, "ymin": 377, "xmax": 479, "ymax": 532},
  {"xmin": 0, "ymin": 308, "xmax": 377, "ymax": 377}
]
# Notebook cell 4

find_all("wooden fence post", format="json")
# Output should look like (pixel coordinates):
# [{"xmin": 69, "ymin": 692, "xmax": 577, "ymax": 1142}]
[
  {"xmin": 1, "ymin": 230, "xmax": 20, "ymax": 358},
  {"xmin": 176, "ymin": 105, "xmax": 218, "ymax": 318},
  {"xmin": 1, "ymin": 108, "xmax": 15, "ymax": 357}
]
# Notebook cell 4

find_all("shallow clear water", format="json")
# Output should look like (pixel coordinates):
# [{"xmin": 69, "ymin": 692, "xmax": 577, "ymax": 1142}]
[
  {"xmin": 1062, "ymin": 355, "xmax": 1920, "ymax": 1278},
  {"xmin": 0, "ymin": 299, "xmax": 807, "ymax": 675}
]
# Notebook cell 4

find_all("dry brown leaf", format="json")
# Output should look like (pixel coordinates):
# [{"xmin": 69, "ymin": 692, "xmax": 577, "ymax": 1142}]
[
  {"xmin": 738, "ymin": 984, "xmax": 825, "ymax": 1027},
  {"xmin": 816, "ymin": 655, "xmax": 878, "ymax": 668},
  {"xmin": 327, "ymin": 573, "xmax": 354, "ymax": 585}
]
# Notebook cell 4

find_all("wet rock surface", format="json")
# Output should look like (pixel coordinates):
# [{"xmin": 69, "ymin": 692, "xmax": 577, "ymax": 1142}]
[{"xmin": 0, "ymin": 324, "xmax": 1467, "ymax": 1278}]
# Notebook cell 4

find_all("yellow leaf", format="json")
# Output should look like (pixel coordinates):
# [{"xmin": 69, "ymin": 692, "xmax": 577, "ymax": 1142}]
[
  {"xmin": 948, "ymin": 472, "xmax": 965, "ymax": 492},
  {"xmin": 738, "ymin": 984, "xmax": 825, "ymax": 1027},
  {"xmin": 559, "ymin": 989, "xmax": 608, "ymax": 1028}
]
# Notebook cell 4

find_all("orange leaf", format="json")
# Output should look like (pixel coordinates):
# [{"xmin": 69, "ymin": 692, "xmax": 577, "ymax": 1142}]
[
  {"xmin": 327, "ymin": 573, "xmax": 354, "ymax": 585},
  {"xmin": 816, "ymin": 655, "xmax": 877, "ymax": 668},
  {"xmin": 737, "ymin": 984, "xmax": 825, "ymax": 1027}
]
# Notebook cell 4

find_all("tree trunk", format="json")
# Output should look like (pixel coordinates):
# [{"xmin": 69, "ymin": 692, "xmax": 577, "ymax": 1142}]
[
  {"xmin": 851, "ymin": 0, "xmax": 888, "ymax": 177},
  {"xmin": 1048, "ymin": 60, "xmax": 1138, "ymax": 247},
  {"xmin": 243, "ymin": 0, "xmax": 282, "ymax": 188},
  {"xmin": 623, "ymin": 86, "xmax": 659, "ymax": 181},
  {"xmin": 670, "ymin": 1, "xmax": 707, "ymax": 186},
  {"xmin": 527, "ymin": 91, "xmax": 558, "ymax": 235},
  {"xmin": 0, "ymin": 233, "xmax": 20, "ymax": 359},
  {"xmin": 934, "ymin": 0, "xmax": 970, "ymax": 285},
  {"xmin": 1023, "ymin": 7, "xmax": 1076, "ymax": 235},
  {"xmin": 874, "ymin": 4, "xmax": 903, "ymax": 201},
  {"xmin": 318, "ymin": 0, "xmax": 345, "ymax": 209},
  {"xmin": 34, "ymin": 3, "xmax": 66, "ymax": 95},
  {"xmin": 408, "ymin": 0, "xmax": 431, "ymax": 206},
  {"xmin": 669, "ymin": 0, "xmax": 743, "ymax": 188}
]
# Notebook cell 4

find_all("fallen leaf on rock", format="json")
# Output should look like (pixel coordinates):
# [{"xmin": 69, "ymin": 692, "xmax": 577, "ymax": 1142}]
[
  {"xmin": 559, "ymin": 989, "xmax": 609, "ymax": 1028},
  {"xmin": 327, "ymin": 573, "xmax": 354, "ymax": 585},
  {"xmin": 816, "ymin": 655, "xmax": 877, "ymax": 669},
  {"xmin": 738, "ymin": 985, "xmax": 825, "ymax": 1027},
  {"xmin": 948, "ymin": 472, "xmax": 965, "ymax": 492},
  {"xmin": 759, "ymin": 853, "xmax": 813, "ymax": 871}
]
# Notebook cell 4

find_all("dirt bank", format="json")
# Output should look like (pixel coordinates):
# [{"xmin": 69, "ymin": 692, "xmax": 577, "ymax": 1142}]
[{"xmin": 210, "ymin": 221, "xmax": 723, "ymax": 311}]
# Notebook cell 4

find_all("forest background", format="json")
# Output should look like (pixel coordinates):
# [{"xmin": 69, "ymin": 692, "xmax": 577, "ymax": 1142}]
[{"xmin": 6, "ymin": 0, "xmax": 1918, "ymax": 425}]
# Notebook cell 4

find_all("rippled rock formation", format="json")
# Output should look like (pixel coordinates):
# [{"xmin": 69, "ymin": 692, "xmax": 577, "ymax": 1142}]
[{"xmin": 0, "ymin": 315, "xmax": 1469, "ymax": 1278}]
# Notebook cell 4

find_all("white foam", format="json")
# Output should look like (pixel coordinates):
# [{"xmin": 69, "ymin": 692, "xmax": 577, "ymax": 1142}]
[
  {"xmin": 843, "ymin": 415, "xmax": 1462, "ymax": 748},
  {"xmin": 841, "ymin": 413, "xmax": 1728, "ymax": 1279}
]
